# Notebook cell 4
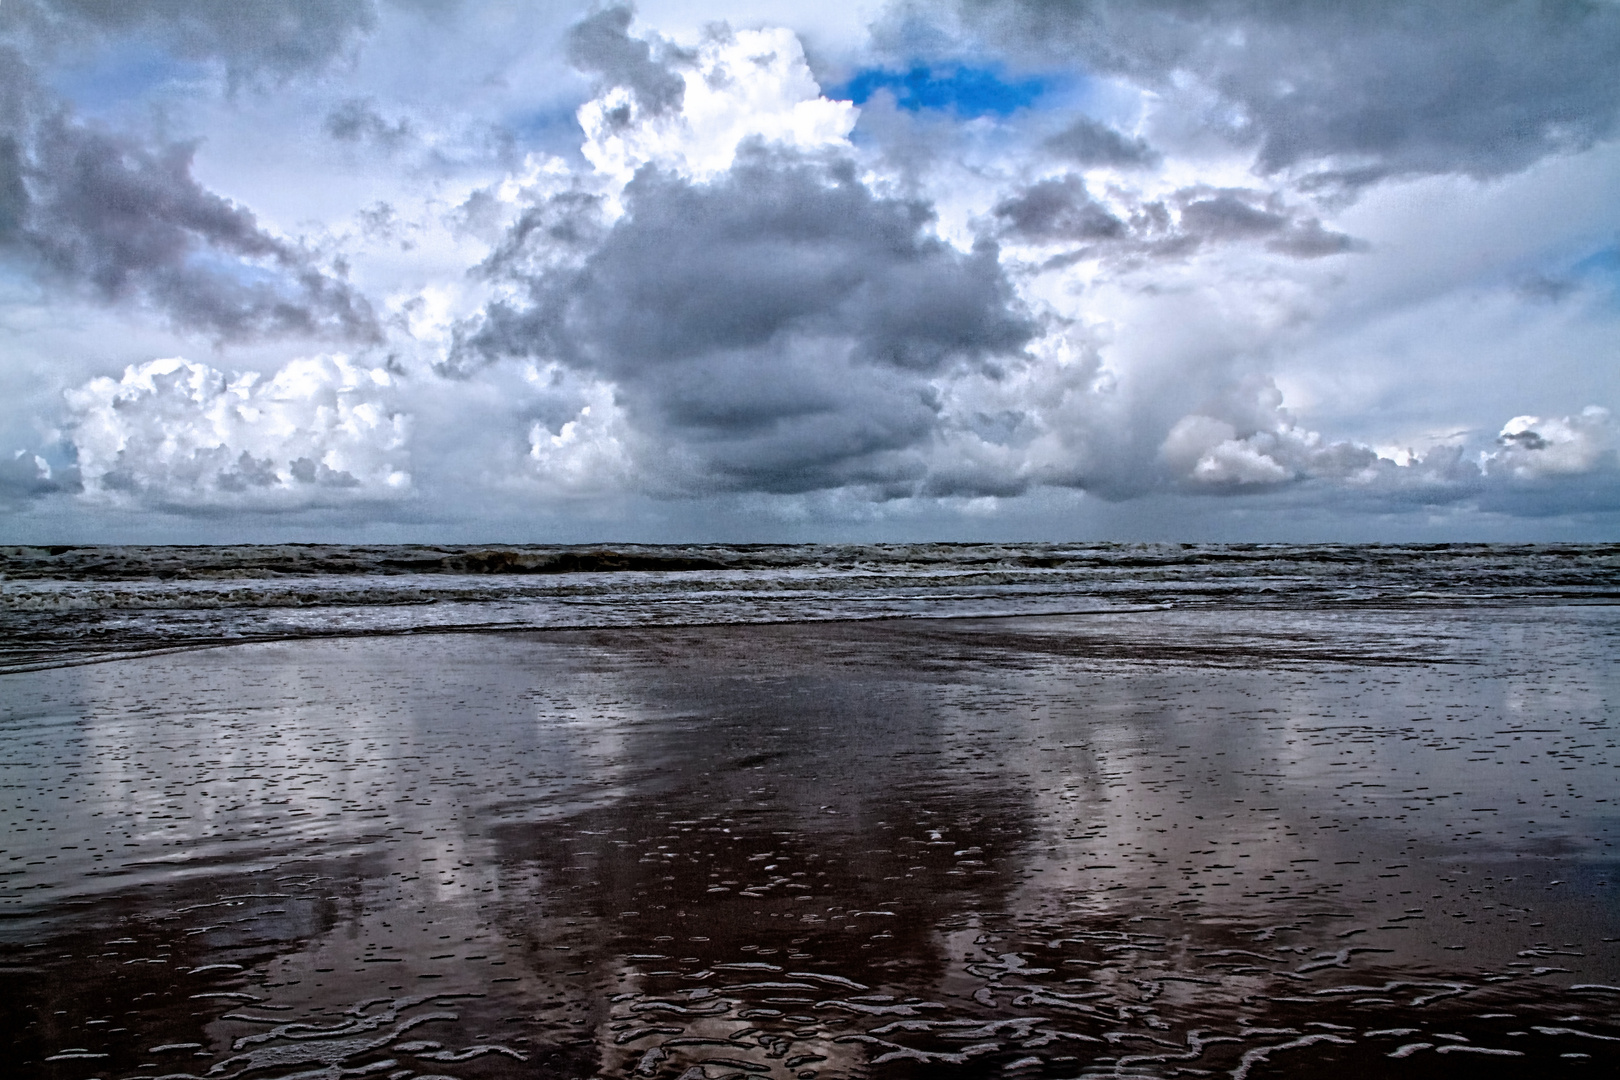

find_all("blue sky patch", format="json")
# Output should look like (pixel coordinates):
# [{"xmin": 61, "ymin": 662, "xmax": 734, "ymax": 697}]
[
  {"xmin": 1572, "ymin": 243, "xmax": 1620, "ymax": 278},
  {"xmin": 834, "ymin": 64, "xmax": 1048, "ymax": 118},
  {"xmin": 50, "ymin": 44, "xmax": 209, "ymax": 118},
  {"xmin": 1572, "ymin": 243, "xmax": 1620, "ymax": 307}
]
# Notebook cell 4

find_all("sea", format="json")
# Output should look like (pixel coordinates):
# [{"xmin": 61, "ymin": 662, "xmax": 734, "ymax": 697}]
[
  {"xmin": 2, "ymin": 543, "xmax": 1618, "ymax": 1078},
  {"xmin": 3, "ymin": 542, "xmax": 1616, "ymax": 673}
]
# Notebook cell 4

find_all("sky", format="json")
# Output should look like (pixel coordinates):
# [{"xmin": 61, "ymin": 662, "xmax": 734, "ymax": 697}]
[{"xmin": 1, "ymin": 0, "xmax": 1617, "ymax": 544}]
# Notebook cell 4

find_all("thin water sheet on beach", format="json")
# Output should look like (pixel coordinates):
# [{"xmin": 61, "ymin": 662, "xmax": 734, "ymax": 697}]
[{"xmin": 1, "ymin": 603, "xmax": 1617, "ymax": 1078}]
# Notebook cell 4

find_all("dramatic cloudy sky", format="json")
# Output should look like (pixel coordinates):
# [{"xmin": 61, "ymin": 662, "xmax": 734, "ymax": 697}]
[{"xmin": 2, "ymin": 0, "xmax": 1617, "ymax": 542}]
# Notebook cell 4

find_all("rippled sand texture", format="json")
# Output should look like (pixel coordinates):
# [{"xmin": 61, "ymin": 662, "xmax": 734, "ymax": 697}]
[{"xmin": 3, "ymin": 605, "xmax": 1618, "ymax": 1078}]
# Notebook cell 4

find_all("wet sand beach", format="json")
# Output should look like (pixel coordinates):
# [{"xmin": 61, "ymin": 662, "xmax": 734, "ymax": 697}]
[{"xmin": 3, "ymin": 603, "xmax": 1618, "ymax": 1078}]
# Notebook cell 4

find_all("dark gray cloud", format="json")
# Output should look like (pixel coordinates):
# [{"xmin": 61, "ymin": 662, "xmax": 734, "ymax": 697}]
[
  {"xmin": 1263, "ymin": 219, "xmax": 1362, "ymax": 259},
  {"xmin": 464, "ymin": 151, "xmax": 1031, "ymax": 377},
  {"xmin": 1169, "ymin": 189, "xmax": 1362, "ymax": 257},
  {"xmin": 994, "ymin": 176, "xmax": 1359, "ymax": 260},
  {"xmin": 2, "ymin": 116, "xmax": 380, "ymax": 341},
  {"xmin": 0, "ymin": 9, "xmax": 382, "ymax": 343},
  {"xmin": 324, "ymin": 98, "xmax": 414, "ymax": 150},
  {"xmin": 0, "ymin": 134, "xmax": 26, "ymax": 241},
  {"xmin": 0, "ymin": 42, "xmax": 42, "ymax": 133},
  {"xmin": 455, "ymin": 147, "xmax": 1035, "ymax": 493},
  {"xmin": 960, "ymin": 0, "xmax": 1620, "ymax": 186},
  {"xmin": 992, "ymin": 174, "xmax": 1124, "ymax": 240},
  {"xmin": 1042, "ymin": 115, "xmax": 1159, "ymax": 168},
  {"xmin": 566, "ymin": 5, "xmax": 686, "ymax": 117},
  {"xmin": 1176, "ymin": 192, "xmax": 1285, "ymax": 240},
  {"xmin": 8, "ymin": 0, "xmax": 382, "ymax": 83},
  {"xmin": 470, "ymin": 188, "xmax": 609, "ymax": 284},
  {"xmin": 0, "ymin": 448, "xmax": 78, "ymax": 501}
]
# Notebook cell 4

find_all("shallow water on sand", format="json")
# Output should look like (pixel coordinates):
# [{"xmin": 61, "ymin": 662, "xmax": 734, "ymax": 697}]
[{"xmin": 2, "ymin": 605, "xmax": 1618, "ymax": 1078}]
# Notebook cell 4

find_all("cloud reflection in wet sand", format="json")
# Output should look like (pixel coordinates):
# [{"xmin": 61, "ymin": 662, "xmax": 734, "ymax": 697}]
[{"xmin": 1, "ymin": 606, "xmax": 1617, "ymax": 1077}]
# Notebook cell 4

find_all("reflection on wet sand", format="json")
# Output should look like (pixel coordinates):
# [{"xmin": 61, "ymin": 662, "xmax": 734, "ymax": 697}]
[{"xmin": 2, "ymin": 606, "xmax": 1618, "ymax": 1078}]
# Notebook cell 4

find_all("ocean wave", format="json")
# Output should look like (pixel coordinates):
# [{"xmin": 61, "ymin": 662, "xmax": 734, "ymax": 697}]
[
  {"xmin": 8, "ymin": 541, "xmax": 1613, "ymax": 582},
  {"xmin": 2, "ymin": 543, "xmax": 1616, "ymax": 673}
]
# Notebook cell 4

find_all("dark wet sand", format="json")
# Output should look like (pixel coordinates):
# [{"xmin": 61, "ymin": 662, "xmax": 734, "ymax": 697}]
[{"xmin": 3, "ymin": 605, "xmax": 1618, "ymax": 1078}]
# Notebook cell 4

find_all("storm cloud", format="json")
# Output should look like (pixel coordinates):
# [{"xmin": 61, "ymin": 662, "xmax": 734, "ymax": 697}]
[
  {"xmin": 1043, "ymin": 115, "xmax": 1159, "ymax": 169},
  {"xmin": 991, "ymin": 177, "xmax": 1359, "ymax": 261},
  {"xmin": 567, "ymin": 4, "xmax": 687, "ymax": 117},
  {"xmin": 993, "ymin": 175, "xmax": 1124, "ymax": 241},
  {"xmin": 961, "ymin": 0, "xmax": 1620, "ymax": 185},
  {"xmin": 6, "ymin": 0, "xmax": 384, "ymax": 83},
  {"xmin": 459, "ymin": 148, "xmax": 1035, "ymax": 493},
  {"xmin": 0, "ymin": 5, "xmax": 382, "ymax": 342},
  {"xmin": 9, "ymin": 118, "xmax": 380, "ymax": 341}
]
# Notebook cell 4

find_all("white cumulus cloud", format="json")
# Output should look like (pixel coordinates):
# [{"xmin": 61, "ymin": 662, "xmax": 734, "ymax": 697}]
[
  {"xmin": 578, "ymin": 24, "xmax": 858, "ymax": 188},
  {"xmin": 1487, "ymin": 407, "xmax": 1614, "ymax": 479},
  {"xmin": 1159, "ymin": 379, "xmax": 1379, "ymax": 488},
  {"xmin": 65, "ymin": 355, "xmax": 411, "ymax": 509},
  {"xmin": 523, "ymin": 373, "xmax": 635, "ymax": 495}
]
